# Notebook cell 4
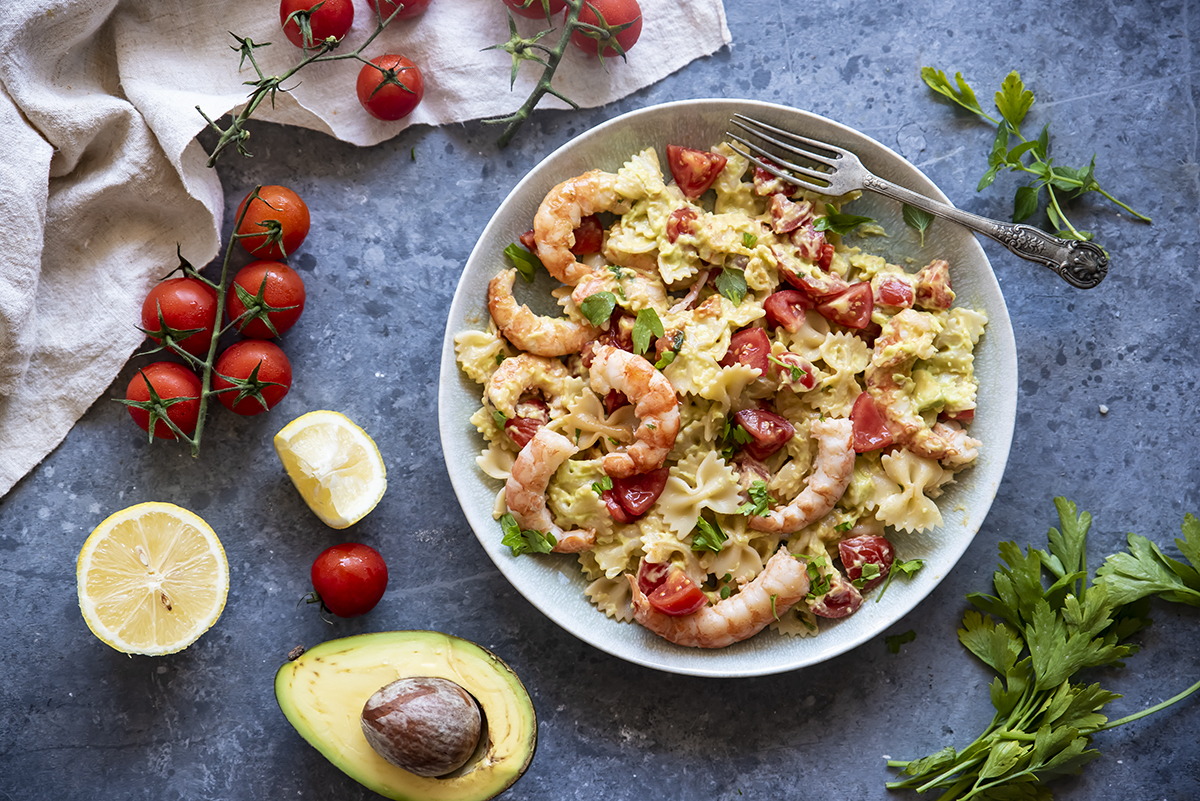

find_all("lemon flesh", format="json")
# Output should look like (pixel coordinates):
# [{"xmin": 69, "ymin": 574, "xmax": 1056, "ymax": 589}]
[
  {"xmin": 274, "ymin": 410, "xmax": 387, "ymax": 529},
  {"xmin": 77, "ymin": 502, "xmax": 229, "ymax": 656}
]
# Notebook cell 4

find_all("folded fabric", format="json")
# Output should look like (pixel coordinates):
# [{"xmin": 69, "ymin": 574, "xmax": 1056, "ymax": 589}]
[{"xmin": 0, "ymin": 0, "xmax": 731, "ymax": 497}]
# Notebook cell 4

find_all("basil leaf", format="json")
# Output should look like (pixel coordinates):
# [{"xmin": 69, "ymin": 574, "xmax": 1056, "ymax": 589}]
[
  {"xmin": 631, "ymin": 308, "xmax": 664, "ymax": 355},
  {"xmin": 813, "ymin": 203, "xmax": 876, "ymax": 236},
  {"xmin": 580, "ymin": 291, "xmax": 617, "ymax": 327},
  {"xmin": 714, "ymin": 267, "xmax": 747, "ymax": 306},
  {"xmin": 902, "ymin": 203, "xmax": 935, "ymax": 247},
  {"xmin": 503, "ymin": 242, "xmax": 541, "ymax": 283}
]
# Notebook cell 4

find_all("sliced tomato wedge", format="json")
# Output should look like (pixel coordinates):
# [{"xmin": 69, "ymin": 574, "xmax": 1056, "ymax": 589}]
[
  {"xmin": 838, "ymin": 535, "xmax": 895, "ymax": 593},
  {"xmin": 915, "ymin": 259, "xmax": 954, "ymax": 310},
  {"xmin": 768, "ymin": 194, "xmax": 813, "ymax": 234},
  {"xmin": 810, "ymin": 570, "xmax": 864, "ymax": 618},
  {"xmin": 503, "ymin": 416, "xmax": 544, "ymax": 449},
  {"xmin": 763, "ymin": 290, "xmax": 815, "ymax": 333},
  {"xmin": 636, "ymin": 558, "xmax": 672, "ymax": 595},
  {"xmin": 647, "ymin": 567, "xmax": 708, "ymax": 616},
  {"xmin": 875, "ymin": 275, "xmax": 915, "ymax": 308},
  {"xmin": 601, "ymin": 490, "xmax": 635, "ymax": 524},
  {"xmin": 570, "ymin": 214, "xmax": 603, "ymax": 255},
  {"xmin": 850, "ymin": 392, "xmax": 893, "ymax": 453},
  {"xmin": 719, "ymin": 326, "xmax": 771, "ymax": 373},
  {"xmin": 733, "ymin": 408, "xmax": 795, "ymax": 461},
  {"xmin": 666, "ymin": 207, "xmax": 699, "ymax": 243},
  {"xmin": 666, "ymin": 145, "xmax": 727, "ymax": 198},
  {"xmin": 815, "ymin": 282, "xmax": 874, "ymax": 329},
  {"xmin": 939, "ymin": 408, "xmax": 976, "ymax": 423},
  {"xmin": 611, "ymin": 467, "xmax": 669, "ymax": 517},
  {"xmin": 752, "ymin": 158, "xmax": 788, "ymax": 195},
  {"xmin": 771, "ymin": 352, "xmax": 816, "ymax": 391}
]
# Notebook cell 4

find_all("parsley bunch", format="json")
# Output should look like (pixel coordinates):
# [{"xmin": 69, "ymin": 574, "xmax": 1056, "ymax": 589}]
[
  {"xmin": 887, "ymin": 498, "xmax": 1200, "ymax": 799},
  {"xmin": 922, "ymin": 68, "xmax": 1151, "ymax": 244}
]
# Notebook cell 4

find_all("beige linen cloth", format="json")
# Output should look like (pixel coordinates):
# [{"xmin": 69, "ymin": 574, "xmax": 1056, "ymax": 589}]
[{"xmin": 0, "ymin": 0, "xmax": 730, "ymax": 497}]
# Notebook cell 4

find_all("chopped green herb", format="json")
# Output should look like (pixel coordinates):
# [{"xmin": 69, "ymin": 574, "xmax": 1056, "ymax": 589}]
[
  {"xmin": 902, "ymin": 203, "xmax": 935, "ymax": 247},
  {"xmin": 492, "ymin": 409, "xmax": 507, "ymax": 427},
  {"xmin": 875, "ymin": 557, "xmax": 924, "ymax": 602},
  {"xmin": 654, "ymin": 330, "xmax": 684, "ymax": 370},
  {"xmin": 631, "ymin": 308, "xmax": 664, "ymax": 355},
  {"xmin": 852, "ymin": 562, "xmax": 883, "ymax": 590},
  {"xmin": 714, "ymin": 267, "xmax": 748, "ymax": 306},
  {"xmin": 813, "ymin": 203, "xmax": 876, "ymax": 236},
  {"xmin": 770, "ymin": 593, "xmax": 779, "ymax": 620},
  {"xmin": 738, "ymin": 480, "xmax": 772, "ymax": 517},
  {"xmin": 835, "ymin": 520, "xmax": 854, "ymax": 532},
  {"xmin": 580, "ymin": 291, "xmax": 617, "ymax": 327},
  {"xmin": 885, "ymin": 629, "xmax": 916, "ymax": 654},
  {"xmin": 591, "ymin": 475, "xmax": 613, "ymax": 496},
  {"xmin": 503, "ymin": 242, "xmax": 541, "ymax": 282},
  {"xmin": 494, "ymin": 352, "xmax": 507, "ymax": 365},
  {"xmin": 768, "ymin": 353, "xmax": 806, "ymax": 383},
  {"xmin": 806, "ymin": 555, "xmax": 831, "ymax": 598},
  {"xmin": 691, "ymin": 517, "xmax": 728, "ymax": 553},
  {"xmin": 499, "ymin": 512, "xmax": 557, "ymax": 556},
  {"xmin": 742, "ymin": 231, "xmax": 758, "ymax": 249}
]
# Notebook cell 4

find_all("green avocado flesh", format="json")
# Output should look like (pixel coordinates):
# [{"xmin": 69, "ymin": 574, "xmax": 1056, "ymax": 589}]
[{"xmin": 275, "ymin": 630, "xmax": 537, "ymax": 801}]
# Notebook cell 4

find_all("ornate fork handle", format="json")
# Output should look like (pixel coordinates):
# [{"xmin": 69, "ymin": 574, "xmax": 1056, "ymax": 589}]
[{"xmin": 862, "ymin": 175, "xmax": 1108, "ymax": 289}]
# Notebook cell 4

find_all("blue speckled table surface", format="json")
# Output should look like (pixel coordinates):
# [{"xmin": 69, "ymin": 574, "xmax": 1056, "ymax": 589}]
[{"xmin": 3, "ymin": 1, "xmax": 1198, "ymax": 799}]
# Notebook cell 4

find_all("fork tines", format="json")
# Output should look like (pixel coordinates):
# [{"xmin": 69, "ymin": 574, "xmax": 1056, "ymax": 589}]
[{"xmin": 726, "ymin": 114, "xmax": 844, "ymax": 193}]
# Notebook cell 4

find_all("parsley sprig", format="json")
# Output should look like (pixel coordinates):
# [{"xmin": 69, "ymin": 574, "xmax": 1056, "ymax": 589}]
[
  {"xmin": 499, "ymin": 512, "xmax": 557, "ymax": 556},
  {"xmin": 886, "ymin": 498, "xmax": 1200, "ymax": 799},
  {"xmin": 922, "ymin": 67, "xmax": 1151, "ymax": 243}
]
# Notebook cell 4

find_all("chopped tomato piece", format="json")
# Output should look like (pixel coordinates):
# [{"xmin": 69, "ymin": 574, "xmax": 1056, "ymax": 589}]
[
  {"xmin": 768, "ymin": 194, "xmax": 813, "ymax": 234},
  {"xmin": 771, "ymin": 352, "xmax": 816, "ymax": 391},
  {"xmin": 817, "ymin": 242, "xmax": 835, "ymax": 271},
  {"xmin": 570, "ymin": 214, "xmax": 604, "ymax": 255},
  {"xmin": 666, "ymin": 207, "xmax": 699, "ymax": 243},
  {"xmin": 582, "ymin": 311, "xmax": 635, "ymax": 367},
  {"xmin": 875, "ymin": 275, "xmax": 914, "ymax": 308},
  {"xmin": 763, "ymin": 290, "xmax": 815, "ymax": 333},
  {"xmin": 601, "ymin": 490, "xmax": 635, "ymax": 524},
  {"xmin": 791, "ymin": 224, "xmax": 831, "ymax": 267},
  {"xmin": 611, "ymin": 467, "xmax": 669, "ymax": 517},
  {"xmin": 654, "ymin": 329, "xmax": 685, "ymax": 363},
  {"xmin": 939, "ymin": 408, "xmax": 975, "ymax": 423},
  {"xmin": 850, "ymin": 392, "xmax": 893, "ymax": 453},
  {"xmin": 603, "ymin": 389, "xmax": 629, "ymax": 415},
  {"xmin": 666, "ymin": 145, "xmax": 727, "ymax": 198},
  {"xmin": 838, "ymin": 535, "xmax": 895, "ymax": 592},
  {"xmin": 647, "ymin": 567, "xmax": 708, "ymax": 616},
  {"xmin": 504, "ymin": 417, "xmax": 544, "ymax": 449},
  {"xmin": 733, "ymin": 408, "xmax": 795, "ymax": 461},
  {"xmin": 519, "ymin": 228, "xmax": 537, "ymax": 251},
  {"xmin": 719, "ymin": 327, "xmax": 771, "ymax": 374},
  {"xmin": 636, "ymin": 558, "xmax": 672, "ymax": 595},
  {"xmin": 752, "ymin": 158, "xmax": 788, "ymax": 195},
  {"xmin": 809, "ymin": 570, "xmax": 863, "ymax": 618},
  {"xmin": 815, "ymin": 282, "xmax": 874, "ymax": 329}
]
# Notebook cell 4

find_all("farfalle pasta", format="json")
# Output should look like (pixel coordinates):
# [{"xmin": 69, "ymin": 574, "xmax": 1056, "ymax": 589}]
[{"xmin": 455, "ymin": 140, "xmax": 987, "ymax": 649}]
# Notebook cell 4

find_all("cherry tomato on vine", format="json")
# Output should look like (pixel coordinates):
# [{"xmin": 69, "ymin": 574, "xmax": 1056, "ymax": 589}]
[
  {"xmin": 236, "ymin": 186, "xmax": 310, "ymax": 261},
  {"xmin": 212, "ymin": 340, "xmax": 293, "ymax": 415},
  {"xmin": 502, "ymin": 0, "xmax": 566, "ymax": 19},
  {"xmin": 367, "ymin": 0, "xmax": 432, "ymax": 21},
  {"xmin": 225, "ymin": 261, "xmax": 307, "ymax": 338},
  {"xmin": 570, "ymin": 0, "xmax": 643, "ymax": 57},
  {"xmin": 310, "ymin": 543, "xmax": 389, "ymax": 617},
  {"xmin": 357, "ymin": 55, "xmax": 425, "ymax": 121},
  {"xmin": 125, "ymin": 362, "xmax": 202, "ymax": 439},
  {"xmin": 280, "ymin": 0, "xmax": 354, "ymax": 49},
  {"xmin": 140, "ymin": 277, "xmax": 218, "ymax": 356}
]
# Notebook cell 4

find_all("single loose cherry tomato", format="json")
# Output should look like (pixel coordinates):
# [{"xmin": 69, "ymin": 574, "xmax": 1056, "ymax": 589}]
[
  {"xmin": 850, "ymin": 392, "xmax": 893, "ymax": 453},
  {"xmin": 719, "ymin": 326, "xmax": 771, "ymax": 374},
  {"xmin": 310, "ymin": 543, "xmax": 389, "ymax": 618},
  {"xmin": 368, "ymin": 0, "xmax": 433, "ymax": 20},
  {"xmin": 212, "ymin": 340, "xmax": 293, "ymax": 415},
  {"xmin": 809, "ymin": 569, "xmax": 863, "ymax": 618},
  {"xmin": 225, "ymin": 261, "xmax": 307, "ymax": 338},
  {"xmin": 357, "ymin": 55, "xmax": 425, "ymax": 121},
  {"xmin": 141, "ymin": 277, "xmax": 218, "ymax": 356},
  {"xmin": 815, "ymin": 282, "xmax": 874, "ymax": 329},
  {"xmin": 570, "ymin": 214, "xmax": 604, "ymax": 255},
  {"xmin": 610, "ymin": 467, "xmax": 669, "ymax": 517},
  {"xmin": 732, "ymin": 408, "xmax": 795, "ymax": 461},
  {"xmin": 125, "ymin": 362, "xmax": 202, "ymax": 439},
  {"xmin": 647, "ymin": 568, "xmax": 707, "ymax": 616},
  {"xmin": 666, "ymin": 145, "xmax": 728, "ymax": 199},
  {"xmin": 502, "ymin": 0, "xmax": 566, "ymax": 18},
  {"xmin": 763, "ymin": 289, "xmax": 815, "ymax": 334},
  {"xmin": 280, "ymin": 0, "xmax": 354, "ymax": 49},
  {"xmin": 570, "ymin": 0, "xmax": 643, "ymax": 57},
  {"xmin": 839, "ymin": 535, "xmax": 895, "ymax": 593},
  {"xmin": 236, "ymin": 186, "xmax": 310, "ymax": 261}
]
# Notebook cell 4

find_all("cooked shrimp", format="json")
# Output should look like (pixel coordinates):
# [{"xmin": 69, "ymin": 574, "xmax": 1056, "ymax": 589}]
[
  {"xmin": 486, "ymin": 352, "xmax": 574, "ymax": 418},
  {"xmin": 570, "ymin": 266, "xmax": 668, "ymax": 312},
  {"xmin": 627, "ymin": 547, "xmax": 810, "ymax": 648},
  {"xmin": 488, "ymin": 269, "xmax": 598, "ymax": 357},
  {"xmin": 534, "ymin": 170, "xmax": 631, "ymax": 286},
  {"xmin": 865, "ymin": 309, "xmax": 979, "ymax": 465},
  {"xmin": 749, "ymin": 417, "xmax": 855, "ymax": 533},
  {"xmin": 587, "ymin": 344, "xmax": 680, "ymax": 478},
  {"xmin": 505, "ymin": 428, "xmax": 596, "ymax": 554}
]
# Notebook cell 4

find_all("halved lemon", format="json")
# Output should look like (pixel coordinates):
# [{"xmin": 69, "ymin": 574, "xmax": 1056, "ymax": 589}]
[
  {"xmin": 274, "ymin": 410, "xmax": 387, "ymax": 529},
  {"xmin": 77, "ymin": 502, "xmax": 229, "ymax": 656}
]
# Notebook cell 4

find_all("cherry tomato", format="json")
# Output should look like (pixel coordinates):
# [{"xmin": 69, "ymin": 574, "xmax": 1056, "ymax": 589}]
[
  {"xmin": 809, "ymin": 569, "xmax": 863, "ymax": 618},
  {"xmin": 763, "ymin": 289, "xmax": 815, "ymax": 334},
  {"xmin": 280, "ymin": 0, "xmax": 354, "ymax": 49},
  {"xmin": 666, "ymin": 207, "xmax": 699, "ymax": 243},
  {"xmin": 647, "ymin": 568, "xmax": 707, "ymax": 616},
  {"xmin": 502, "ymin": 0, "xmax": 566, "ymax": 19},
  {"xmin": 610, "ymin": 467, "xmax": 669, "ymax": 517},
  {"xmin": 875, "ymin": 275, "xmax": 914, "ymax": 308},
  {"xmin": 838, "ymin": 535, "xmax": 895, "ymax": 593},
  {"xmin": 850, "ymin": 392, "xmax": 893, "ymax": 453},
  {"xmin": 732, "ymin": 408, "xmax": 795, "ymax": 461},
  {"xmin": 815, "ymin": 282, "xmax": 874, "ymax": 329},
  {"xmin": 636, "ymin": 558, "xmax": 671, "ymax": 595},
  {"xmin": 601, "ymin": 490, "xmax": 635, "ymax": 524},
  {"xmin": 141, "ymin": 277, "xmax": 218, "ymax": 356},
  {"xmin": 666, "ymin": 145, "xmax": 727, "ymax": 199},
  {"xmin": 357, "ymin": 55, "xmax": 424, "ymax": 121},
  {"xmin": 772, "ymin": 352, "xmax": 816, "ymax": 392},
  {"xmin": 236, "ymin": 186, "xmax": 310, "ymax": 261},
  {"xmin": 570, "ymin": 215, "xmax": 604, "ymax": 255},
  {"xmin": 518, "ymin": 229, "xmax": 538, "ymax": 251},
  {"xmin": 125, "ymin": 362, "xmax": 202, "ymax": 439},
  {"xmin": 225, "ymin": 261, "xmax": 307, "ymax": 339},
  {"xmin": 791, "ymin": 224, "xmax": 834, "ymax": 271},
  {"xmin": 503, "ymin": 397, "xmax": 549, "ymax": 448},
  {"xmin": 310, "ymin": 543, "xmax": 389, "ymax": 618},
  {"xmin": 212, "ymin": 340, "xmax": 293, "ymax": 415},
  {"xmin": 603, "ymin": 389, "xmax": 629, "ymax": 415},
  {"xmin": 368, "ymin": 0, "xmax": 433, "ymax": 20},
  {"xmin": 719, "ymin": 326, "xmax": 771, "ymax": 374},
  {"xmin": 570, "ymin": 0, "xmax": 643, "ymax": 57},
  {"xmin": 768, "ymin": 194, "xmax": 813, "ymax": 234}
]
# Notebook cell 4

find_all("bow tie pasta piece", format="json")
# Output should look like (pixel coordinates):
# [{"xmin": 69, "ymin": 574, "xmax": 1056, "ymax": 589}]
[
  {"xmin": 657, "ymin": 451, "xmax": 744, "ymax": 537},
  {"xmin": 875, "ymin": 450, "xmax": 951, "ymax": 533}
]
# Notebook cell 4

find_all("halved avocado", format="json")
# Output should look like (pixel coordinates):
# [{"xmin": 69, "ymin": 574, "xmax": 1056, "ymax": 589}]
[{"xmin": 275, "ymin": 631, "xmax": 537, "ymax": 801}]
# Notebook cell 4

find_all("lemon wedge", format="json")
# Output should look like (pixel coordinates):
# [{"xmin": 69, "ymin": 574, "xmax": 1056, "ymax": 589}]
[
  {"xmin": 274, "ymin": 410, "xmax": 387, "ymax": 528},
  {"xmin": 77, "ymin": 502, "xmax": 229, "ymax": 656}
]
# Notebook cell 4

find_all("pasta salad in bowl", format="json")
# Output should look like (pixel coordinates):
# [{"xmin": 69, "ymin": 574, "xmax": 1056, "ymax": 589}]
[{"xmin": 439, "ymin": 99, "xmax": 1016, "ymax": 677}]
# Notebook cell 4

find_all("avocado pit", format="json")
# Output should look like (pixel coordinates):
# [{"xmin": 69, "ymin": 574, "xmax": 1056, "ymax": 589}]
[{"xmin": 361, "ymin": 676, "xmax": 482, "ymax": 777}]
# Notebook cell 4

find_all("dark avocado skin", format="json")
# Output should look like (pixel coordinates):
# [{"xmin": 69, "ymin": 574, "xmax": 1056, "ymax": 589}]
[{"xmin": 274, "ymin": 631, "xmax": 537, "ymax": 801}]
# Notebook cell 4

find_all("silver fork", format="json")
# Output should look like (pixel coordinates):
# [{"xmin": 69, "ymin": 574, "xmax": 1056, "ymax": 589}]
[{"xmin": 727, "ymin": 114, "xmax": 1108, "ymax": 289}]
